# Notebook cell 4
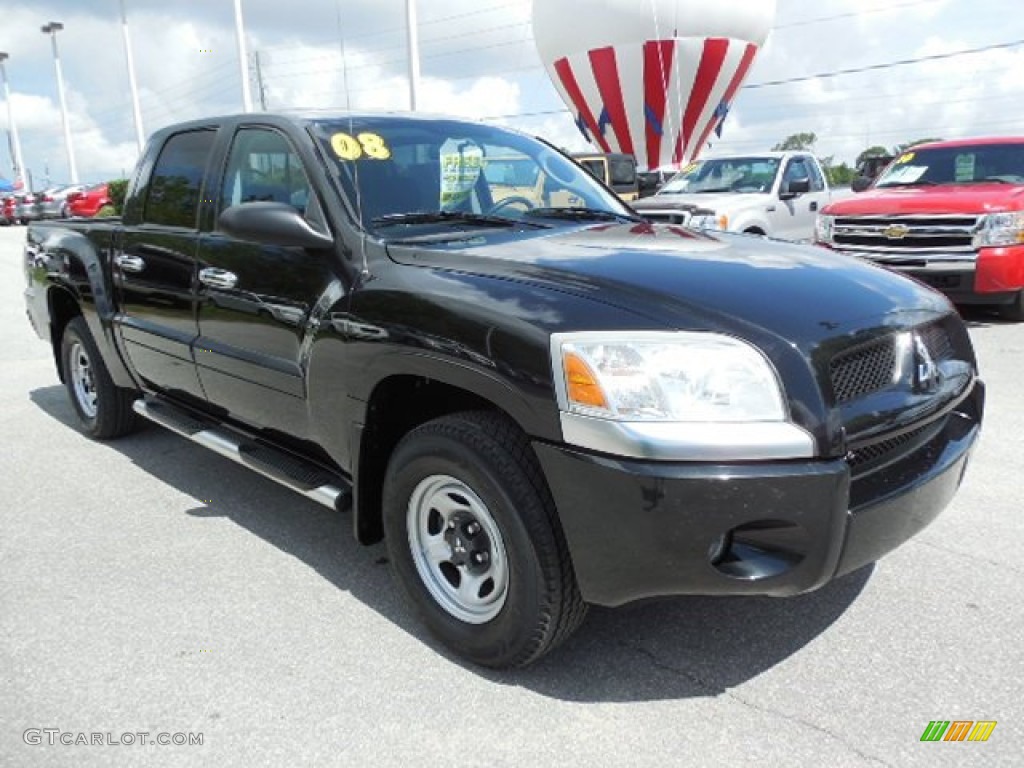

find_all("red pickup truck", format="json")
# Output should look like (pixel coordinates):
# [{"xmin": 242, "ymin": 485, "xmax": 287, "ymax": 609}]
[{"xmin": 816, "ymin": 137, "xmax": 1024, "ymax": 321}]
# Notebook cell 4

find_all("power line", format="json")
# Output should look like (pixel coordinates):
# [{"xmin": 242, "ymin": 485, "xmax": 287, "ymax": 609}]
[{"xmin": 745, "ymin": 39, "xmax": 1024, "ymax": 89}]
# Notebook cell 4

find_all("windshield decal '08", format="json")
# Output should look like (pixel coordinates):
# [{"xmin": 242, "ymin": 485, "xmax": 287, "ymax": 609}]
[{"xmin": 330, "ymin": 132, "xmax": 392, "ymax": 161}]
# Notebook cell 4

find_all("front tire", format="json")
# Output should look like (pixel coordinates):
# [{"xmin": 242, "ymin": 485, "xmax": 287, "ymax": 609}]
[
  {"xmin": 60, "ymin": 316, "xmax": 137, "ymax": 438},
  {"xmin": 383, "ymin": 411, "xmax": 587, "ymax": 668}
]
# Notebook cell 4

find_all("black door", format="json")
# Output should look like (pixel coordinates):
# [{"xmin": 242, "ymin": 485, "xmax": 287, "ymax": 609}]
[
  {"xmin": 115, "ymin": 129, "xmax": 217, "ymax": 400},
  {"xmin": 194, "ymin": 126, "xmax": 337, "ymax": 437}
]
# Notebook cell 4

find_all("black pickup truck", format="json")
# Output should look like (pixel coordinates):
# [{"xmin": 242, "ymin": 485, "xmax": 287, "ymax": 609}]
[{"xmin": 24, "ymin": 112, "xmax": 983, "ymax": 667}]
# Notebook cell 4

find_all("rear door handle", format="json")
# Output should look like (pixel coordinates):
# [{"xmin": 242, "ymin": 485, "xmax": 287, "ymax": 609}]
[
  {"xmin": 809, "ymin": 201, "xmax": 819, "ymax": 212},
  {"xmin": 114, "ymin": 254, "xmax": 146, "ymax": 273},
  {"xmin": 199, "ymin": 268, "xmax": 239, "ymax": 290}
]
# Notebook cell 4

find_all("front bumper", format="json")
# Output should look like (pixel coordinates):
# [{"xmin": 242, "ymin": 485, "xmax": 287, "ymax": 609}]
[
  {"xmin": 828, "ymin": 244, "xmax": 1024, "ymax": 304},
  {"xmin": 534, "ymin": 381, "xmax": 983, "ymax": 607}
]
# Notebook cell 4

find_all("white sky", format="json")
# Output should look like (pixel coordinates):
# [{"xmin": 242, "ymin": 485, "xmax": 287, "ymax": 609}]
[{"xmin": 1, "ymin": 0, "xmax": 1021, "ymax": 185}]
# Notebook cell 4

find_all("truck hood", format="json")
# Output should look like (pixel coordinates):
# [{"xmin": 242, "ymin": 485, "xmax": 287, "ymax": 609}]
[
  {"xmin": 824, "ymin": 182, "xmax": 1024, "ymax": 216},
  {"xmin": 387, "ymin": 222, "xmax": 949, "ymax": 348},
  {"xmin": 632, "ymin": 191, "xmax": 768, "ymax": 214}
]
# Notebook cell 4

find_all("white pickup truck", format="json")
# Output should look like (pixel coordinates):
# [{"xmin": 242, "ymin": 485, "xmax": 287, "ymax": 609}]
[{"xmin": 632, "ymin": 151, "xmax": 837, "ymax": 241}]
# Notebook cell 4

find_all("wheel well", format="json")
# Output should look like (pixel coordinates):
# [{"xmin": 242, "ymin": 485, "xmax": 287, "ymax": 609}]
[
  {"xmin": 744, "ymin": 227, "xmax": 766, "ymax": 236},
  {"xmin": 355, "ymin": 376, "xmax": 504, "ymax": 544},
  {"xmin": 48, "ymin": 288, "xmax": 81, "ymax": 382}
]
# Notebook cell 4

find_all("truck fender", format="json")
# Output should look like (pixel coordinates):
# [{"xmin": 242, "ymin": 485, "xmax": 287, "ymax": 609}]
[{"xmin": 32, "ymin": 224, "xmax": 137, "ymax": 390}]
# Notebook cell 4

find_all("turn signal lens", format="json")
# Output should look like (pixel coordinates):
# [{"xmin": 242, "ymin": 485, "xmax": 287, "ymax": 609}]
[{"xmin": 564, "ymin": 352, "xmax": 609, "ymax": 410}]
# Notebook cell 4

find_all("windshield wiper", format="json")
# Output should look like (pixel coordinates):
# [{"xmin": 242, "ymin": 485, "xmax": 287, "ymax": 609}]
[
  {"xmin": 695, "ymin": 187, "xmax": 732, "ymax": 193},
  {"xmin": 371, "ymin": 211, "xmax": 546, "ymax": 229},
  {"xmin": 524, "ymin": 207, "xmax": 643, "ymax": 223}
]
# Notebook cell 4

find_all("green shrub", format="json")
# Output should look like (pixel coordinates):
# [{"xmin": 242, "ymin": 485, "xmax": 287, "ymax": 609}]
[
  {"xmin": 107, "ymin": 179, "xmax": 129, "ymax": 214},
  {"xmin": 95, "ymin": 204, "xmax": 118, "ymax": 218}
]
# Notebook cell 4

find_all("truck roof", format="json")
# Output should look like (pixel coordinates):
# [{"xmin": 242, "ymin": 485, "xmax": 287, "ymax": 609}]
[{"xmin": 908, "ymin": 136, "xmax": 1024, "ymax": 150}]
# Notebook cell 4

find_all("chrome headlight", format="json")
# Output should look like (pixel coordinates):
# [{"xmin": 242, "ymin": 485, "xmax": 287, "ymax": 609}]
[
  {"xmin": 814, "ymin": 214, "xmax": 835, "ymax": 244},
  {"xmin": 973, "ymin": 211, "xmax": 1024, "ymax": 248},
  {"xmin": 550, "ymin": 331, "xmax": 814, "ymax": 461}
]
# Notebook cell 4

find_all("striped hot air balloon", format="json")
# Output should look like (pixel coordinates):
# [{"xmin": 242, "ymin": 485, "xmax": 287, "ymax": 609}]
[{"xmin": 533, "ymin": 0, "xmax": 776, "ymax": 171}]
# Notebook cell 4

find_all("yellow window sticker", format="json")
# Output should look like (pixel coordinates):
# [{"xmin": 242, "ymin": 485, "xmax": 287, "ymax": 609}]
[
  {"xmin": 330, "ymin": 131, "xmax": 391, "ymax": 161},
  {"xmin": 439, "ymin": 139, "xmax": 485, "ymax": 207},
  {"xmin": 896, "ymin": 152, "xmax": 915, "ymax": 165}
]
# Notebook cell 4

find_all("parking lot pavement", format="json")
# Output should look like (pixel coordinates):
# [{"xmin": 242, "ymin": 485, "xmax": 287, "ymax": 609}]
[{"xmin": 1, "ymin": 223, "xmax": 1020, "ymax": 767}]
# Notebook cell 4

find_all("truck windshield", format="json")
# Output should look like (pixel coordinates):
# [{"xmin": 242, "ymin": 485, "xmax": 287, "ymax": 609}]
[
  {"xmin": 659, "ymin": 157, "xmax": 781, "ymax": 195},
  {"xmin": 310, "ymin": 117, "xmax": 632, "ymax": 235},
  {"xmin": 875, "ymin": 143, "xmax": 1024, "ymax": 187}
]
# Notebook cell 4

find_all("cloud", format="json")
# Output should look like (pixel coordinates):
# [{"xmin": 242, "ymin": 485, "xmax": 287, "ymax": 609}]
[{"xmin": 2, "ymin": 0, "xmax": 1023, "ymax": 183}]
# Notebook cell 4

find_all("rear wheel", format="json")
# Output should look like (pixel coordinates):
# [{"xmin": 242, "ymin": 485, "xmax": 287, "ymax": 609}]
[
  {"xmin": 383, "ymin": 411, "xmax": 587, "ymax": 668},
  {"xmin": 60, "ymin": 316, "xmax": 137, "ymax": 438},
  {"xmin": 997, "ymin": 290, "xmax": 1024, "ymax": 322}
]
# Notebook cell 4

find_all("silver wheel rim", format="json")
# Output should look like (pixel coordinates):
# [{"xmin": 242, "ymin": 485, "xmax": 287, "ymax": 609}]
[
  {"xmin": 407, "ymin": 474, "xmax": 509, "ymax": 624},
  {"xmin": 69, "ymin": 341, "xmax": 98, "ymax": 418}
]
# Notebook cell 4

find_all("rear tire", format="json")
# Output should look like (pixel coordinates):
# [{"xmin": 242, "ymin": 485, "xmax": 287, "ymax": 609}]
[
  {"xmin": 60, "ymin": 316, "xmax": 137, "ymax": 439},
  {"xmin": 997, "ymin": 290, "xmax": 1024, "ymax": 322},
  {"xmin": 383, "ymin": 411, "xmax": 587, "ymax": 668}
]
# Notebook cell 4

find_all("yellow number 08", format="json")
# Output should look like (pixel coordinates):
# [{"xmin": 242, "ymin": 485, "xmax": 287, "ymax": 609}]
[{"xmin": 331, "ymin": 132, "xmax": 391, "ymax": 161}]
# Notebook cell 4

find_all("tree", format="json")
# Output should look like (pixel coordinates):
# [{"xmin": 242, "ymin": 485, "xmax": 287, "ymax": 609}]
[
  {"xmin": 772, "ymin": 132, "xmax": 817, "ymax": 151},
  {"xmin": 825, "ymin": 162, "xmax": 857, "ymax": 187}
]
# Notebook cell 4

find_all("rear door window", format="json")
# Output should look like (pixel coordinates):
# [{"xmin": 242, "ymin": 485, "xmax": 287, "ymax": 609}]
[{"xmin": 144, "ymin": 130, "xmax": 216, "ymax": 228}]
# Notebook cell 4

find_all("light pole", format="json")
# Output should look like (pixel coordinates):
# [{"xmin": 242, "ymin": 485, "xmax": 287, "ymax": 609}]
[
  {"xmin": 232, "ymin": 0, "xmax": 253, "ymax": 112},
  {"xmin": 118, "ymin": 0, "xmax": 146, "ymax": 153},
  {"xmin": 41, "ymin": 22, "xmax": 79, "ymax": 184},
  {"xmin": 405, "ymin": 0, "xmax": 421, "ymax": 111},
  {"xmin": 0, "ymin": 52, "xmax": 27, "ymax": 188}
]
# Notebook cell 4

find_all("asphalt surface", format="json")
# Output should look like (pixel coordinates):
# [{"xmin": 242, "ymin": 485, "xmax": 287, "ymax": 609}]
[{"xmin": 1, "ymin": 224, "xmax": 1021, "ymax": 767}]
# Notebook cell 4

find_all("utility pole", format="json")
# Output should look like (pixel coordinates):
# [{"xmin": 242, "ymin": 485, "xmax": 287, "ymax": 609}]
[
  {"xmin": 118, "ymin": 0, "xmax": 146, "ymax": 154},
  {"xmin": 0, "ymin": 52, "xmax": 27, "ymax": 187},
  {"xmin": 252, "ymin": 51, "xmax": 267, "ymax": 111},
  {"xmin": 232, "ymin": 0, "xmax": 253, "ymax": 112},
  {"xmin": 41, "ymin": 22, "xmax": 79, "ymax": 184},
  {"xmin": 405, "ymin": 0, "xmax": 420, "ymax": 111}
]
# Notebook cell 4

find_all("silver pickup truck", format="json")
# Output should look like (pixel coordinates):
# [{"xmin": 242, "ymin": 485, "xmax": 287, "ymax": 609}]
[{"xmin": 633, "ymin": 151, "xmax": 843, "ymax": 241}]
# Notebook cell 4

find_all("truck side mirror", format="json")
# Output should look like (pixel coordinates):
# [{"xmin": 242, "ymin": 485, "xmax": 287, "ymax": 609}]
[
  {"xmin": 851, "ymin": 176, "xmax": 872, "ymax": 193},
  {"xmin": 218, "ymin": 202, "xmax": 334, "ymax": 249},
  {"xmin": 780, "ymin": 177, "xmax": 811, "ymax": 199}
]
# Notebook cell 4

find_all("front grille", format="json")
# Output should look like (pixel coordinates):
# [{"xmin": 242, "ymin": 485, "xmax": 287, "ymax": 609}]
[
  {"xmin": 828, "ymin": 321, "xmax": 957, "ymax": 404},
  {"xmin": 847, "ymin": 420, "xmax": 943, "ymax": 476},
  {"xmin": 639, "ymin": 209, "xmax": 691, "ymax": 225},
  {"xmin": 829, "ymin": 336, "xmax": 897, "ymax": 404},
  {"xmin": 918, "ymin": 320, "xmax": 956, "ymax": 362},
  {"xmin": 832, "ymin": 214, "xmax": 979, "ymax": 257}
]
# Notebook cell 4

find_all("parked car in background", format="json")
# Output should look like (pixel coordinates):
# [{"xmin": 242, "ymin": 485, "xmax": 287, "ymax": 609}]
[
  {"xmin": 637, "ymin": 168, "xmax": 670, "ymax": 198},
  {"xmin": 572, "ymin": 152, "xmax": 640, "ymax": 202},
  {"xmin": 817, "ymin": 136, "xmax": 1024, "ymax": 321},
  {"xmin": 633, "ymin": 152, "xmax": 834, "ymax": 241},
  {"xmin": 14, "ymin": 191, "xmax": 40, "ymax": 224},
  {"xmin": 35, "ymin": 184, "xmax": 87, "ymax": 220},
  {"xmin": 1, "ymin": 193, "xmax": 18, "ymax": 225},
  {"xmin": 67, "ymin": 183, "xmax": 113, "ymax": 217}
]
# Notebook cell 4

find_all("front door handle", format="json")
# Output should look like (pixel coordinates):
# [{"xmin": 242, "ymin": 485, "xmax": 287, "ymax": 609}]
[
  {"xmin": 199, "ymin": 268, "xmax": 239, "ymax": 290},
  {"xmin": 114, "ymin": 253, "xmax": 146, "ymax": 273}
]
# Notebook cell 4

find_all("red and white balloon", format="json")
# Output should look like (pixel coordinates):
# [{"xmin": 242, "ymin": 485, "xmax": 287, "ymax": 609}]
[{"xmin": 533, "ymin": 0, "xmax": 776, "ymax": 170}]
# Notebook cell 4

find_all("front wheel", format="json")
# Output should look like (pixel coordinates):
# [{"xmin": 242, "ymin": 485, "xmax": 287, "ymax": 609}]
[
  {"xmin": 383, "ymin": 411, "xmax": 587, "ymax": 668},
  {"xmin": 60, "ymin": 316, "xmax": 137, "ymax": 438}
]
